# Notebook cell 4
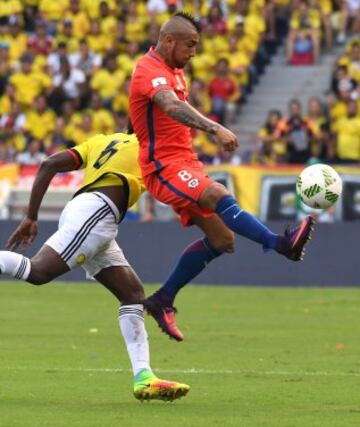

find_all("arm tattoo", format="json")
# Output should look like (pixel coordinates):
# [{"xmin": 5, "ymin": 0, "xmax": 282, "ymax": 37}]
[{"xmin": 153, "ymin": 90, "xmax": 219, "ymax": 134}]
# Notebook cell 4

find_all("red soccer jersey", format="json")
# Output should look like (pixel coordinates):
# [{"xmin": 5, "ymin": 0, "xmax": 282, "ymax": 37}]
[
  {"xmin": 129, "ymin": 47, "xmax": 197, "ymax": 176},
  {"xmin": 208, "ymin": 76, "xmax": 236, "ymax": 101}
]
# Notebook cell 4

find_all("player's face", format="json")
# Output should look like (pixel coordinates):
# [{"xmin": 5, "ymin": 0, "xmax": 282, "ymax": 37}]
[{"xmin": 172, "ymin": 33, "xmax": 199, "ymax": 69}]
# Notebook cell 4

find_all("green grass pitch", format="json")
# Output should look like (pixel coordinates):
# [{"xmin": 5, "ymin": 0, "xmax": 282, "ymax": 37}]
[{"xmin": 1, "ymin": 282, "xmax": 360, "ymax": 427}]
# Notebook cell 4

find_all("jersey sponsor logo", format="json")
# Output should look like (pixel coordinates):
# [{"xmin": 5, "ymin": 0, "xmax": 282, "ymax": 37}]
[{"xmin": 152, "ymin": 77, "xmax": 168, "ymax": 87}]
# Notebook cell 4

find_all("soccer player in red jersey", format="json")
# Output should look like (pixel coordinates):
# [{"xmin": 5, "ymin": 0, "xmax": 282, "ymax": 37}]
[{"xmin": 129, "ymin": 12, "xmax": 314, "ymax": 342}]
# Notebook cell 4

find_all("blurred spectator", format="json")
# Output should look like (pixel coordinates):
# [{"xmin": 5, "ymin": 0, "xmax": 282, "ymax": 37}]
[
  {"xmin": 193, "ymin": 131, "xmax": 220, "ymax": 165},
  {"xmin": 113, "ymin": 19, "xmax": 129, "ymax": 54},
  {"xmin": 208, "ymin": 58, "xmax": 240, "ymax": 124},
  {"xmin": 337, "ymin": 0, "xmax": 360, "ymax": 44},
  {"xmin": 347, "ymin": 42, "xmax": 360, "ymax": 88},
  {"xmin": 114, "ymin": 111, "xmax": 129, "ymax": 133},
  {"xmin": 50, "ymin": 57, "xmax": 87, "ymax": 113},
  {"xmin": 275, "ymin": 99, "xmax": 314, "ymax": 163},
  {"xmin": 147, "ymin": 0, "xmax": 168, "ymax": 15},
  {"xmin": 331, "ymin": 65, "xmax": 357, "ymax": 98},
  {"xmin": 225, "ymin": 35, "xmax": 251, "ymax": 99},
  {"xmin": 64, "ymin": 0, "xmax": 90, "ymax": 39},
  {"xmin": 287, "ymin": 0, "xmax": 320, "ymax": 64},
  {"xmin": 16, "ymin": 139, "xmax": 47, "ymax": 165},
  {"xmin": 27, "ymin": 19, "xmax": 53, "ymax": 56},
  {"xmin": 308, "ymin": 0, "xmax": 333, "ymax": 51},
  {"xmin": 0, "ymin": 42, "xmax": 12, "ymax": 95},
  {"xmin": 0, "ymin": 137, "xmax": 12, "ymax": 162},
  {"xmin": 70, "ymin": 113, "xmax": 96, "ymax": 145},
  {"xmin": 3, "ymin": 15, "xmax": 27, "ymax": 61},
  {"xmin": 46, "ymin": 117, "xmax": 70, "ymax": 154},
  {"xmin": 328, "ymin": 83, "xmax": 353, "ymax": 123},
  {"xmin": 87, "ymin": 92, "xmax": 115, "ymax": 134},
  {"xmin": 202, "ymin": 3, "xmax": 227, "ymax": 35},
  {"xmin": 0, "ymin": 3, "xmax": 23, "ymax": 27},
  {"xmin": 0, "ymin": 100, "xmax": 26, "ymax": 140},
  {"xmin": 56, "ymin": 19, "xmax": 79, "ymax": 53},
  {"xmin": 0, "ymin": 84, "xmax": 16, "ymax": 115},
  {"xmin": 112, "ymin": 76, "xmax": 131, "ymax": 114},
  {"xmin": 38, "ymin": 0, "xmax": 67, "ymax": 29},
  {"xmin": 25, "ymin": 94, "xmax": 56, "ymax": 141},
  {"xmin": 189, "ymin": 78, "xmax": 212, "ymax": 116},
  {"xmin": 332, "ymin": 100, "xmax": 360, "ymax": 163},
  {"xmin": 337, "ymin": 41, "xmax": 360, "ymax": 85},
  {"xmin": 61, "ymin": 100, "xmax": 82, "ymax": 141},
  {"xmin": 69, "ymin": 38, "xmax": 101, "ymax": 78},
  {"xmin": 10, "ymin": 53, "xmax": 52, "ymax": 107},
  {"xmin": 306, "ymin": 97, "xmax": 329, "ymax": 134},
  {"xmin": 256, "ymin": 109, "xmax": 285, "ymax": 163},
  {"xmin": 99, "ymin": 1, "xmax": 117, "ymax": 36},
  {"xmin": 189, "ymin": 40, "xmax": 216, "ymax": 84},
  {"xmin": 47, "ymin": 41, "xmax": 69, "ymax": 75},
  {"xmin": 306, "ymin": 96, "xmax": 330, "ymax": 160},
  {"xmin": 90, "ymin": 54, "xmax": 125, "ymax": 107},
  {"xmin": 124, "ymin": 1, "xmax": 148, "ymax": 43},
  {"xmin": 140, "ymin": 21, "xmax": 160, "ymax": 52},
  {"xmin": 117, "ymin": 40, "xmax": 141, "ymax": 76}
]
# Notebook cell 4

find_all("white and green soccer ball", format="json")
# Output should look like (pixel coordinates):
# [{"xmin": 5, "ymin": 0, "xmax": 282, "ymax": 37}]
[{"xmin": 296, "ymin": 164, "xmax": 342, "ymax": 209}]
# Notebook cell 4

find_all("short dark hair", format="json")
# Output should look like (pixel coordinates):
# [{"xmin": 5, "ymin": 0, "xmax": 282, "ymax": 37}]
[{"xmin": 174, "ymin": 11, "xmax": 201, "ymax": 33}]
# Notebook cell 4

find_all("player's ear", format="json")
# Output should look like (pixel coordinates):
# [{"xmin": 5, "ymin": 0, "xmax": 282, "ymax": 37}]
[{"xmin": 165, "ymin": 33, "xmax": 175, "ymax": 48}]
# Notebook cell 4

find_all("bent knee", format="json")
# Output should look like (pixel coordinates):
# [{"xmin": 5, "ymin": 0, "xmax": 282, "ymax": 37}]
[
  {"xmin": 209, "ymin": 231, "xmax": 235, "ymax": 253},
  {"xmin": 200, "ymin": 182, "xmax": 229, "ymax": 210},
  {"xmin": 27, "ymin": 265, "xmax": 52, "ymax": 286}
]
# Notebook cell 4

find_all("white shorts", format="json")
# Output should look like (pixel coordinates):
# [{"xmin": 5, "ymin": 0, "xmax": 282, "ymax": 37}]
[{"xmin": 45, "ymin": 191, "xmax": 129, "ymax": 278}]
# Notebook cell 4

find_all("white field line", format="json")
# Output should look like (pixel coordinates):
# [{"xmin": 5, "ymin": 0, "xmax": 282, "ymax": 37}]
[{"xmin": 3, "ymin": 366, "xmax": 360, "ymax": 377}]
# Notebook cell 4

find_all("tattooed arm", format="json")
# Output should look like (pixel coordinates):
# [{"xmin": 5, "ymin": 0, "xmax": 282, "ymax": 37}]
[{"xmin": 153, "ymin": 89, "xmax": 239, "ymax": 151}]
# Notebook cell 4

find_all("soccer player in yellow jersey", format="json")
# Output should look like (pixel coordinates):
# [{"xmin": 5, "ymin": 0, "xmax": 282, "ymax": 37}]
[{"xmin": 1, "ymin": 132, "xmax": 189, "ymax": 402}]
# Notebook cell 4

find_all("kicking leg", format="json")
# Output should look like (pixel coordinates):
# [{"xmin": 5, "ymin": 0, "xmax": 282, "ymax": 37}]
[
  {"xmin": 95, "ymin": 266, "xmax": 190, "ymax": 401},
  {"xmin": 200, "ymin": 182, "xmax": 314, "ymax": 261}
]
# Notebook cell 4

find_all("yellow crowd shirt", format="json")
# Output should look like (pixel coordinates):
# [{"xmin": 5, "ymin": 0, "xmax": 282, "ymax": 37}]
[
  {"xmin": 90, "ymin": 69, "xmax": 126, "ymax": 99},
  {"xmin": 10, "ymin": 70, "xmax": 51, "ymax": 106},
  {"xmin": 25, "ymin": 109, "xmax": 56, "ymax": 140},
  {"xmin": 39, "ymin": 0, "xmax": 67, "ymax": 20},
  {"xmin": 333, "ymin": 117, "xmax": 360, "ymax": 160}
]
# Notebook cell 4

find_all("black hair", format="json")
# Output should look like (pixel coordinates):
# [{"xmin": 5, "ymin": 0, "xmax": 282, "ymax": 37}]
[{"xmin": 174, "ymin": 11, "xmax": 201, "ymax": 33}]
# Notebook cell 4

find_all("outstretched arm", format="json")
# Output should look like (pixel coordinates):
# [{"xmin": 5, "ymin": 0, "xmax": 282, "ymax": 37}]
[
  {"xmin": 7, "ymin": 151, "xmax": 77, "ymax": 250},
  {"xmin": 153, "ymin": 89, "xmax": 239, "ymax": 152}
]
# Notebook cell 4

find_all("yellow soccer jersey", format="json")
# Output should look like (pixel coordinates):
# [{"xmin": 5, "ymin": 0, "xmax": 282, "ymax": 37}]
[{"xmin": 70, "ymin": 133, "xmax": 144, "ymax": 213}]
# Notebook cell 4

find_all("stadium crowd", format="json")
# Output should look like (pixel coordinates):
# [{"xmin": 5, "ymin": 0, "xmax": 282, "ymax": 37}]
[
  {"xmin": 0, "ymin": 0, "xmax": 359, "ymax": 167},
  {"xmin": 0, "ymin": 0, "xmax": 274, "ymax": 166},
  {"xmin": 255, "ymin": 35, "xmax": 360, "ymax": 165}
]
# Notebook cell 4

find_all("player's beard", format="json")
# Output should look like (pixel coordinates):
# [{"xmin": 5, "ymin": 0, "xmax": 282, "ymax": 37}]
[{"xmin": 175, "ymin": 59, "xmax": 189, "ymax": 69}]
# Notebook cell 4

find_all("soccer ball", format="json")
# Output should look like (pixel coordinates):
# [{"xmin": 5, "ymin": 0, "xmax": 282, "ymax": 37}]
[{"xmin": 296, "ymin": 164, "xmax": 342, "ymax": 209}]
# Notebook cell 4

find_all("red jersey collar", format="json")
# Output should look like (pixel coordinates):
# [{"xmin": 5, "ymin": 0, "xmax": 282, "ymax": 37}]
[{"xmin": 147, "ymin": 46, "xmax": 179, "ymax": 73}]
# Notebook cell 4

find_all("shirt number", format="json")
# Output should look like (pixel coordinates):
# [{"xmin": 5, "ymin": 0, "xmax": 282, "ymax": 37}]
[{"xmin": 93, "ymin": 140, "xmax": 125, "ymax": 169}]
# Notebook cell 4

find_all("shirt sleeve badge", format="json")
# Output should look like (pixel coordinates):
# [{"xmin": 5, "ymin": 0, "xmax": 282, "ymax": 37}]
[{"xmin": 152, "ymin": 77, "xmax": 168, "ymax": 87}]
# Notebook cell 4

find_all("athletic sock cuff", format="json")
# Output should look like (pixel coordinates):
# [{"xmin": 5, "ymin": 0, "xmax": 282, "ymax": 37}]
[
  {"xmin": 15, "ymin": 256, "xmax": 31, "ymax": 280},
  {"xmin": 203, "ymin": 237, "xmax": 223, "ymax": 257},
  {"xmin": 215, "ymin": 195, "xmax": 238, "ymax": 216},
  {"xmin": 119, "ymin": 304, "xmax": 144, "ymax": 320}
]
